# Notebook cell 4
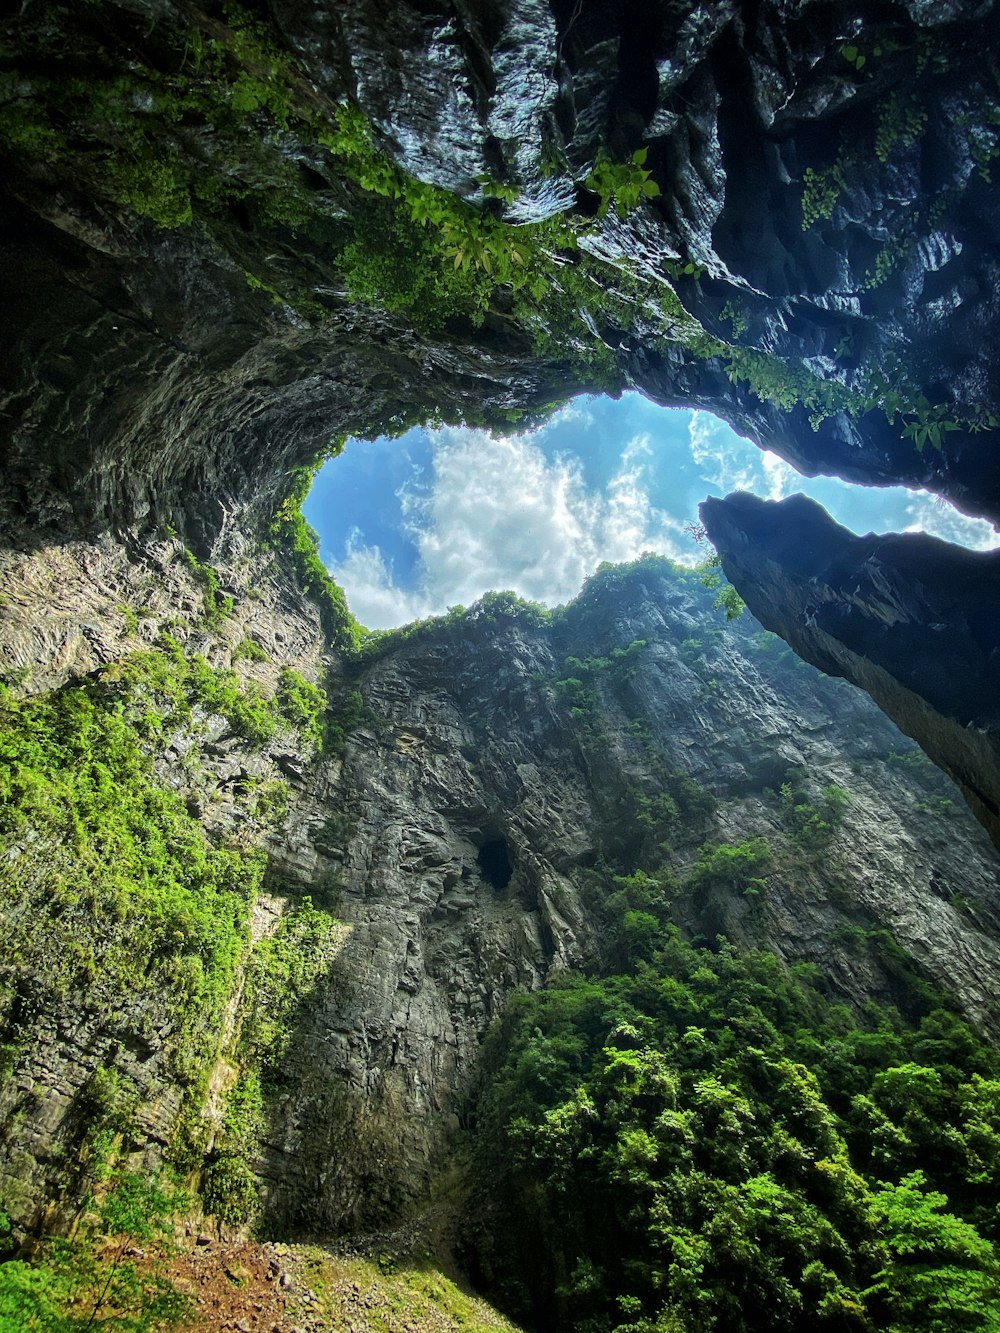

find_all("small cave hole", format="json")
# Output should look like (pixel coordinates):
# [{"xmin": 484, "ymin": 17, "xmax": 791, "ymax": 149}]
[{"xmin": 477, "ymin": 837, "xmax": 514, "ymax": 890}]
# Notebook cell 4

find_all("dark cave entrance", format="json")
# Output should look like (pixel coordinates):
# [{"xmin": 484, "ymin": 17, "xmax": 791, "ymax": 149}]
[{"xmin": 477, "ymin": 837, "xmax": 514, "ymax": 890}]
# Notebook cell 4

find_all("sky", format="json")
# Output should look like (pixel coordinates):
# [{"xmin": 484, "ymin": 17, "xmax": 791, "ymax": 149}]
[{"xmin": 303, "ymin": 394, "xmax": 1000, "ymax": 630}]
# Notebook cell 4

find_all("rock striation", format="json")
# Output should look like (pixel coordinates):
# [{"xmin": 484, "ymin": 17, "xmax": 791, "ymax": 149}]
[{"xmin": 3, "ymin": 0, "xmax": 1000, "ymax": 543}]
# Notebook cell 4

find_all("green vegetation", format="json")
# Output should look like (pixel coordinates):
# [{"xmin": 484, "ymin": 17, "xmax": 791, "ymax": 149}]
[
  {"xmin": 553, "ymin": 640, "xmax": 648, "ymax": 719},
  {"xmin": 0, "ymin": 663, "xmax": 265, "ymax": 1096},
  {"xmin": 780, "ymin": 782, "xmax": 851, "ymax": 850},
  {"xmin": 0, "ymin": 1175, "xmax": 191, "ymax": 1330},
  {"xmin": 470, "ymin": 922, "xmax": 1000, "ymax": 1333},
  {"xmin": 181, "ymin": 550, "xmax": 234, "ymax": 627},
  {"xmin": 586, "ymin": 148, "xmax": 661, "ymax": 219},
  {"xmin": 288, "ymin": 1248, "xmax": 522, "ymax": 1332},
  {"xmin": 204, "ymin": 896, "xmax": 343, "ymax": 1226},
  {"xmin": 269, "ymin": 458, "xmax": 366, "ymax": 656},
  {"xmin": 0, "ymin": 636, "xmax": 331, "ymax": 1134},
  {"xmin": 0, "ymin": 628, "xmax": 346, "ymax": 1280},
  {"xmin": 2, "ymin": 0, "xmax": 993, "ymax": 454},
  {"xmin": 275, "ymin": 667, "xmax": 326, "ymax": 751}
]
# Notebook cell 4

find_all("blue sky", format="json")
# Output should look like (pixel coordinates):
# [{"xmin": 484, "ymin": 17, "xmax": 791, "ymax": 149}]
[{"xmin": 304, "ymin": 394, "xmax": 1000, "ymax": 629}]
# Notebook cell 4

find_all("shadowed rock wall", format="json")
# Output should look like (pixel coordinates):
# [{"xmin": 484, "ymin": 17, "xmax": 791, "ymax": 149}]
[{"xmin": 701, "ymin": 491, "xmax": 1000, "ymax": 848}]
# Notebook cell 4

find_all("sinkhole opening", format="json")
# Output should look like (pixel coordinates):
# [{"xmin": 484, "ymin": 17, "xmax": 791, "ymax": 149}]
[
  {"xmin": 302, "ymin": 392, "xmax": 1000, "ymax": 630},
  {"xmin": 477, "ymin": 838, "xmax": 514, "ymax": 891}
]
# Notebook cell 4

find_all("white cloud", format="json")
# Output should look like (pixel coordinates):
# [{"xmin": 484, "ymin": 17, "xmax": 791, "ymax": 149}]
[
  {"xmin": 761, "ymin": 449, "xmax": 799, "ymax": 501},
  {"xmin": 328, "ymin": 531, "xmax": 432, "ymax": 629},
  {"xmin": 902, "ymin": 493, "xmax": 1000, "ymax": 551},
  {"xmin": 688, "ymin": 411, "xmax": 760, "ymax": 494},
  {"xmin": 536, "ymin": 397, "xmax": 596, "ymax": 435},
  {"xmin": 327, "ymin": 403, "xmax": 1000, "ymax": 633},
  {"xmin": 331, "ymin": 426, "xmax": 691, "ymax": 627}
]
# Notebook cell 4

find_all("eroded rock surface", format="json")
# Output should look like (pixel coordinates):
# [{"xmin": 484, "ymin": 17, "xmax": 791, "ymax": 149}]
[
  {"xmin": 702, "ymin": 491, "xmax": 1000, "ymax": 849},
  {"xmin": 258, "ymin": 563, "xmax": 1000, "ymax": 1231}
]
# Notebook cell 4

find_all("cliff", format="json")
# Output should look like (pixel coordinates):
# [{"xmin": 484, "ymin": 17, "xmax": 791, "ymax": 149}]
[
  {"xmin": 3, "ymin": 0, "xmax": 1000, "ymax": 848},
  {"xmin": 3, "ymin": 547, "xmax": 1000, "ymax": 1242},
  {"xmin": 4, "ymin": 0, "xmax": 1000, "ymax": 1327}
]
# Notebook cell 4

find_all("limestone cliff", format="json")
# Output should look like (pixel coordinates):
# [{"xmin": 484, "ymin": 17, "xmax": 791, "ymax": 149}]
[
  {"xmin": 4, "ymin": 1, "xmax": 1000, "ymax": 1321},
  {"xmin": 3, "ymin": 546, "xmax": 999, "ymax": 1248},
  {"xmin": 3, "ymin": 0, "xmax": 1000, "ymax": 856}
]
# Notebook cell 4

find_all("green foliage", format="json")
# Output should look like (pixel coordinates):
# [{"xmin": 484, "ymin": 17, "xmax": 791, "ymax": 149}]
[
  {"xmin": 202, "ymin": 897, "xmax": 343, "ymax": 1224},
  {"xmin": 0, "ymin": 662, "xmax": 265, "ymax": 1090},
  {"xmin": 180, "ymin": 550, "xmax": 233, "ymax": 628},
  {"xmin": 688, "ymin": 838, "xmax": 771, "ymax": 901},
  {"xmin": 585, "ymin": 148, "xmax": 662, "ymax": 219},
  {"xmin": 231, "ymin": 636, "xmax": 269, "ymax": 663},
  {"xmin": 720, "ymin": 300, "xmax": 749, "ymax": 339},
  {"xmin": 275, "ymin": 668, "xmax": 325, "ymax": 751},
  {"xmin": 0, "ymin": 4, "xmax": 307, "ymax": 230},
  {"xmin": 801, "ymin": 163, "xmax": 846, "ymax": 228},
  {"xmin": 553, "ymin": 640, "xmax": 648, "ymax": 719},
  {"xmin": 355, "ymin": 589, "xmax": 553, "ymax": 666},
  {"xmin": 470, "ymin": 927, "xmax": 1000, "ymax": 1333},
  {"xmin": 697, "ymin": 554, "xmax": 746, "ymax": 621},
  {"xmin": 780, "ymin": 782, "xmax": 851, "ymax": 850},
  {"xmin": 875, "ymin": 93, "xmax": 928, "ymax": 164},
  {"xmin": 0, "ymin": 1172, "xmax": 192, "ymax": 1330},
  {"xmin": 866, "ymin": 1172, "xmax": 1000, "ymax": 1330},
  {"xmin": 268, "ymin": 458, "xmax": 366, "ymax": 655}
]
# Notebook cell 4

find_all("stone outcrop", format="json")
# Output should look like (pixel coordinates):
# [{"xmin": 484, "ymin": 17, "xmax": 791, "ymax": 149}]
[
  {"xmin": 701, "ymin": 492, "xmax": 1000, "ymax": 849},
  {"xmin": 4, "ymin": 0, "xmax": 1000, "ymax": 865}
]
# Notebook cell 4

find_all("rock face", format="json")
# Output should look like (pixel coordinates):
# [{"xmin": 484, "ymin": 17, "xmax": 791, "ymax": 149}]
[
  {"xmin": 701, "ymin": 492, "xmax": 1000, "ymax": 849},
  {"xmin": 4, "ymin": 0, "xmax": 1000, "ymax": 1260},
  {"xmin": 259, "ymin": 563, "xmax": 1000, "ymax": 1233},
  {"xmin": 3, "ymin": 0, "xmax": 1000, "ymax": 543},
  {"xmin": 4, "ymin": 550, "xmax": 1000, "ymax": 1239}
]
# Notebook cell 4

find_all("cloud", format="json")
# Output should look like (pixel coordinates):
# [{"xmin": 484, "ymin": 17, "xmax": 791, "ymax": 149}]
[
  {"xmin": 327, "ymin": 402, "xmax": 1000, "ymax": 633},
  {"xmin": 760, "ymin": 449, "xmax": 799, "ymax": 501},
  {"xmin": 331, "ymin": 426, "xmax": 692, "ymax": 627},
  {"xmin": 688, "ymin": 411, "xmax": 760, "ymax": 495},
  {"xmin": 536, "ymin": 397, "xmax": 596, "ymax": 435},
  {"xmin": 902, "ymin": 493, "xmax": 1000, "ymax": 551},
  {"xmin": 328, "ymin": 531, "xmax": 432, "ymax": 629}
]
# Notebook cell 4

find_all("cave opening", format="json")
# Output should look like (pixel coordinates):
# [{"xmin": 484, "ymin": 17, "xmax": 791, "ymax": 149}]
[
  {"xmin": 302, "ymin": 393, "xmax": 999, "ymax": 631},
  {"xmin": 477, "ymin": 837, "xmax": 514, "ymax": 890}
]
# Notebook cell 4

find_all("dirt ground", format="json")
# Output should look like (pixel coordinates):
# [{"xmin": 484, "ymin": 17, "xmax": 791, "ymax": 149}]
[{"xmin": 163, "ymin": 1236, "xmax": 521, "ymax": 1333}]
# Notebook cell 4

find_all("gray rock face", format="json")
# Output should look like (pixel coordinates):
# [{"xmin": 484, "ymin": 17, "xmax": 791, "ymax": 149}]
[
  {"xmin": 1, "ymin": 534, "xmax": 999, "ymax": 1239},
  {"xmin": 4, "ymin": 0, "xmax": 1000, "ymax": 1246},
  {"xmin": 3, "ymin": 0, "xmax": 1000, "ymax": 551},
  {"xmin": 257, "ymin": 564, "xmax": 1000, "ymax": 1232},
  {"xmin": 701, "ymin": 491, "xmax": 1000, "ymax": 850}
]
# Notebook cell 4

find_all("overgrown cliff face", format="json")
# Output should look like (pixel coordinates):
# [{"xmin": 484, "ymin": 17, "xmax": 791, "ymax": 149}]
[
  {"xmin": 9, "ymin": 543, "xmax": 995, "ymax": 1241},
  {"xmin": 3, "ymin": 0, "xmax": 1000, "ymax": 545},
  {"xmin": 5, "ymin": 0, "xmax": 1000, "ymax": 864},
  {"xmin": 5, "ymin": 1, "xmax": 1000, "ymax": 1323},
  {"xmin": 265, "ymin": 560, "xmax": 1000, "ymax": 1237}
]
